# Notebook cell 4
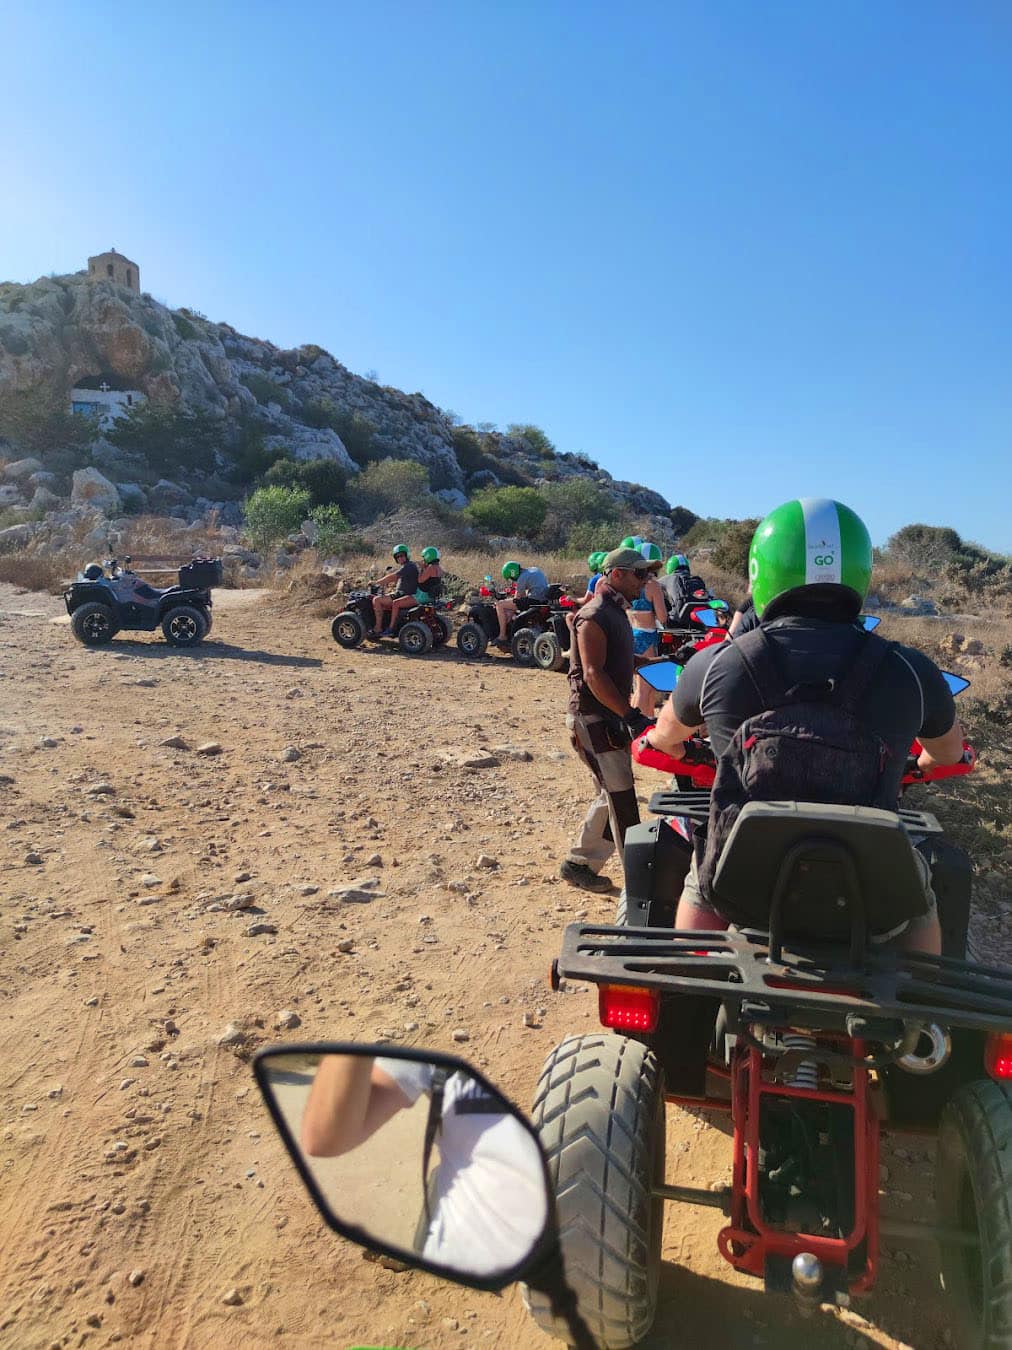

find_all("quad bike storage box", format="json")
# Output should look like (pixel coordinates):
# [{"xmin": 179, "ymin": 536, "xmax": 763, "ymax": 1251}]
[{"xmin": 178, "ymin": 558, "xmax": 223, "ymax": 589}]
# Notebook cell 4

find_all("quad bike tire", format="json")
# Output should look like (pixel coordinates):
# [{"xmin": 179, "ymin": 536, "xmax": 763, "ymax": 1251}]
[
  {"xmin": 510, "ymin": 626, "xmax": 540, "ymax": 666},
  {"xmin": 936, "ymin": 1079, "xmax": 1012, "ymax": 1348},
  {"xmin": 523, "ymin": 1034, "xmax": 665, "ymax": 1349},
  {"xmin": 456, "ymin": 621, "xmax": 488, "ymax": 658},
  {"xmin": 433, "ymin": 614, "xmax": 453, "ymax": 646},
  {"xmin": 398, "ymin": 620, "xmax": 434, "ymax": 655},
  {"xmin": 331, "ymin": 610, "xmax": 366, "ymax": 648},
  {"xmin": 532, "ymin": 630, "xmax": 567, "ymax": 671},
  {"xmin": 161, "ymin": 604, "xmax": 208, "ymax": 647},
  {"xmin": 71, "ymin": 602, "xmax": 119, "ymax": 646}
]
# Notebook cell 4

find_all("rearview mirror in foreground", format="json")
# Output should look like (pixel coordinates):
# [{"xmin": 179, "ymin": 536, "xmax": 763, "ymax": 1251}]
[
  {"xmin": 254, "ymin": 1043, "xmax": 553, "ymax": 1290},
  {"xmin": 640, "ymin": 660, "xmax": 681, "ymax": 693}
]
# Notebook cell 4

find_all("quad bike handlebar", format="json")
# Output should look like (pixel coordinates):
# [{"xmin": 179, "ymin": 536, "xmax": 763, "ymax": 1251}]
[{"xmin": 632, "ymin": 725, "xmax": 977, "ymax": 790}]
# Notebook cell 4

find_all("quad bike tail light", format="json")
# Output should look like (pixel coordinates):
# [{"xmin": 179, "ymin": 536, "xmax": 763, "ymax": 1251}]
[
  {"xmin": 598, "ymin": 984, "xmax": 660, "ymax": 1033},
  {"xmin": 985, "ymin": 1032, "xmax": 1012, "ymax": 1081}
]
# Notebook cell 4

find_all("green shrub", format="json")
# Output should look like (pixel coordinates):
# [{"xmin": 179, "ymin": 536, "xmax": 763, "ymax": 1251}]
[
  {"xmin": 107, "ymin": 403, "xmax": 223, "ymax": 475},
  {"xmin": 466, "ymin": 485, "xmax": 548, "ymax": 538},
  {"xmin": 669, "ymin": 504, "xmax": 700, "ymax": 537},
  {"xmin": 507, "ymin": 423, "xmax": 556, "ymax": 458},
  {"xmin": 226, "ymin": 415, "xmax": 281, "ymax": 484},
  {"xmin": 264, "ymin": 456, "xmax": 350, "ymax": 506},
  {"xmin": 540, "ymin": 478, "xmax": 618, "ymax": 531},
  {"xmin": 886, "ymin": 524, "xmax": 965, "ymax": 571},
  {"xmin": 308, "ymin": 503, "xmax": 349, "ymax": 554},
  {"xmin": 333, "ymin": 411, "xmax": 379, "ymax": 465},
  {"xmin": 302, "ymin": 397, "xmax": 341, "ymax": 430},
  {"xmin": 350, "ymin": 458, "xmax": 430, "ymax": 521},
  {"xmin": 244, "ymin": 485, "xmax": 312, "ymax": 550},
  {"xmin": 242, "ymin": 372, "xmax": 290, "ymax": 408},
  {"xmin": 0, "ymin": 384, "xmax": 100, "ymax": 454},
  {"xmin": 711, "ymin": 518, "xmax": 759, "ymax": 576},
  {"xmin": 564, "ymin": 521, "xmax": 619, "ymax": 557},
  {"xmin": 451, "ymin": 427, "xmax": 486, "ymax": 475},
  {"xmin": 172, "ymin": 312, "xmax": 198, "ymax": 340}
]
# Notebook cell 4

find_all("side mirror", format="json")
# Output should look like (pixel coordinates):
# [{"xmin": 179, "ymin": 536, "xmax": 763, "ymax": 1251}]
[
  {"xmin": 860, "ymin": 614, "xmax": 881, "ymax": 632},
  {"xmin": 253, "ymin": 1044, "xmax": 555, "ymax": 1290},
  {"xmin": 695, "ymin": 608, "xmax": 721, "ymax": 629},
  {"xmin": 639, "ymin": 659, "xmax": 680, "ymax": 693},
  {"xmin": 942, "ymin": 671, "xmax": 970, "ymax": 696}
]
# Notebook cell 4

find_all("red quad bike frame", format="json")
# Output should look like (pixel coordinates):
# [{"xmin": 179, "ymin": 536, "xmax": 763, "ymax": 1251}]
[{"xmin": 582, "ymin": 735, "xmax": 980, "ymax": 1305}]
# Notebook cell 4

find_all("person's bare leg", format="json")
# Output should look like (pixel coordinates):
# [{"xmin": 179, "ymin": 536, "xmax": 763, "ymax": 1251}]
[
  {"xmin": 372, "ymin": 596, "xmax": 390, "ymax": 631},
  {"xmin": 675, "ymin": 895, "xmax": 729, "ymax": 931},
  {"xmin": 495, "ymin": 600, "xmax": 514, "ymax": 641},
  {"xmin": 897, "ymin": 912, "xmax": 942, "ymax": 956},
  {"xmin": 634, "ymin": 673, "xmax": 656, "ymax": 717}
]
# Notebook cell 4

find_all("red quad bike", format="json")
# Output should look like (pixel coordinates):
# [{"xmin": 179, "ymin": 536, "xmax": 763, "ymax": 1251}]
[
  {"xmin": 330, "ymin": 586, "xmax": 454, "ymax": 655},
  {"xmin": 525, "ymin": 724, "xmax": 1008, "ymax": 1349}
]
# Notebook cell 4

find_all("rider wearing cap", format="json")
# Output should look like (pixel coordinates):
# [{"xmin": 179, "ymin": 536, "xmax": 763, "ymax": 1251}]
[
  {"xmin": 561, "ymin": 546, "xmax": 656, "ymax": 893},
  {"xmin": 494, "ymin": 560, "xmax": 550, "ymax": 648},
  {"xmin": 644, "ymin": 499, "xmax": 965, "ymax": 952},
  {"xmin": 370, "ymin": 544, "xmax": 420, "ymax": 637}
]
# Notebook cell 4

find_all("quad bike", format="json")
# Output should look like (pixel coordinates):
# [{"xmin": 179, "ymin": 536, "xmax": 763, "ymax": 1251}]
[
  {"xmin": 330, "ymin": 586, "xmax": 453, "ymax": 655},
  {"xmin": 523, "ymin": 714, "xmax": 1000, "ymax": 1349},
  {"xmin": 64, "ymin": 555, "xmax": 221, "ymax": 647},
  {"xmin": 456, "ymin": 582, "xmax": 573, "ymax": 667}
]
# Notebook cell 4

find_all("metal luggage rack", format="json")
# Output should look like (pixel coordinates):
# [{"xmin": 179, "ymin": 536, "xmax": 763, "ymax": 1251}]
[
  {"xmin": 556, "ymin": 923, "xmax": 1012, "ymax": 1034},
  {"xmin": 647, "ymin": 790, "xmax": 944, "ymax": 835}
]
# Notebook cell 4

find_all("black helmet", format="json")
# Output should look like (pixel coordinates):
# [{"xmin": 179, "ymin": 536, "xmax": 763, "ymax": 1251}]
[{"xmin": 83, "ymin": 563, "xmax": 104, "ymax": 581}]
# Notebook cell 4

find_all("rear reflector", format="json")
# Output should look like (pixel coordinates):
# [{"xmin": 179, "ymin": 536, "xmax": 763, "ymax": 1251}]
[
  {"xmin": 599, "ymin": 984, "xmax": 660, "ymax": 1033},
  {"xmin": 986, "ymin": 1033, "xmax": 1012, "ymax": 1080}
]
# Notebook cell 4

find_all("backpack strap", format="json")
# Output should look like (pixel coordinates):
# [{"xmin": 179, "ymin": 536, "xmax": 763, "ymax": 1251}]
[
  {"xmin": 834, "ymin": 632, "xmax": 894, "ymax": 712},
  {"xmin": 731, "ymin": 627, "xmax": 793, "ymax": 708},
  {"xmin": 733, "ymin": 626, "xmax": 894, "ymax": 713},
  {"xmin": 421, "ymin": 1067, "xmax": 448, "ymax": 1228}
]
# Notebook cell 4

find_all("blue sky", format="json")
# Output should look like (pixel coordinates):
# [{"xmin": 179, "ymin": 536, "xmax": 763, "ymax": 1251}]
[{"xmin": 4, "ymin": 1, "xmax": 1011, "ymax": 549}]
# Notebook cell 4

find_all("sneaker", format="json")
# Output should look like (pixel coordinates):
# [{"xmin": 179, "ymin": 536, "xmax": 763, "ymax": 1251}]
[
  {"xmin": 559, "ymin": 860, "xmax": 613, "ymax": 894},
  {"xmin": 380, "ymin": 628, "xmax": 394, "ymax": 638}
]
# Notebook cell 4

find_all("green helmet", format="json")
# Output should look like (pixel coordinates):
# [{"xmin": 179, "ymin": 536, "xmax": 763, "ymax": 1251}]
[
  {"xmin": 749, "ymin": 498, "xmax": 873, "ymax": 618},
  {"xmin": 639, "ymin": 541, "xmax": 662, "ymax": 563},
  {"xmin": 502, "ymin": 561, "xmax": 521, "ymax": 581},
  {"xmin": 421, "ymin": 546, "xmax": 440, "ymax": 563},
  {"xmin": 665, "ymin": 553, "xmax": 689, "ymax": 574},
  {"xmin": 587, "ymin": 550, "xmax": 607, "ymax": 572},
  {"xmin": 620, "ymin": 536, "xmax": 640, "ymax": 550},
  {"xmin": 392, "ymin": 543, "xmax": 410, "ymax": 560}
]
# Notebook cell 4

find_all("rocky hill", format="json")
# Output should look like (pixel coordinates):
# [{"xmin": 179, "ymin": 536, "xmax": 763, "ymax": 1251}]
[{"xmin": 0, "ymin": 269, "xmax": 674, "ymax": 544}]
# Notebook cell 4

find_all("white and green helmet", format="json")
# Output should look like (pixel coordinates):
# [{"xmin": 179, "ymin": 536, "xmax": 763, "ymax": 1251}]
[
  {"xmin": 749, "ymin": 498, "xmax": 873, "ymax": 617},
  {"xmin": 639, "ymin": 541, "xmax": 662, "ymax": 562}
]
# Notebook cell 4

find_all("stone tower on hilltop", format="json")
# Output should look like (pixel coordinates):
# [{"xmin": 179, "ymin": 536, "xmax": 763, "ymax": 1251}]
[{"xmin": 86, "ymin": 248, "xmax": 140, "ymax": 293}]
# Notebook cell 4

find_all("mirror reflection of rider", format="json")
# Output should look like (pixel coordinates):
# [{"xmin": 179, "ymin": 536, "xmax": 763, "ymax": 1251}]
[
  {"xmin": 644, "ymin": 498, "xmax": 966, "ymax": 954},
  {"xmin": 300, "ymin": 1055, "xmax": 547, "ymax": 1274}
]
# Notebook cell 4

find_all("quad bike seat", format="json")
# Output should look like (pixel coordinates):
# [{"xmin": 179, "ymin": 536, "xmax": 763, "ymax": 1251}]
[
  {"xmin": 132, "ymin": 582, "xmax": 174, "ymax": 601},
  {"xmin": 714, "ymin": 801, "xmax": 931, "ymax": 958}
]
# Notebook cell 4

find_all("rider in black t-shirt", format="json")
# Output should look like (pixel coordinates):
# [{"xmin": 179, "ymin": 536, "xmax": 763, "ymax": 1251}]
[
  {"xmin": 644, "ymin": 499, "xmax": 965, "ymax": 953},
  {"xmin": 371, "ymin": 544, "xmax": 421, "ymax": 636}
]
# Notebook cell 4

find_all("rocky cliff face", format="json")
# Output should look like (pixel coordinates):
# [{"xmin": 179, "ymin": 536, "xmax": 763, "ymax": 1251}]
[{"xmin": 0, "ymin": 270, "xmax": 672, "ymax": 533}]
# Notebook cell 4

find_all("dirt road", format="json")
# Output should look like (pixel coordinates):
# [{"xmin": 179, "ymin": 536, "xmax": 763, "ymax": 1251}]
[{"xmin": 0, "ymin": 584, "xmax": 960, "ymax": 1348}]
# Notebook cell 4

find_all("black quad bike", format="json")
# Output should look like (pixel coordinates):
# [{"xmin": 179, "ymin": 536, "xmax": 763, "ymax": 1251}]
[
  {"xmin": 330, "ymin": 587, "xmax": 453, "ymax": 656},
  {"xmin": 456, "ymin": 584, "xmax": 573, "ymax": 667},
  {"xmin": 64, "ymin": 555, "xmax": 221, "ymax": 647},
  {"xmin": 528, "ymin": 741, "xmax": 1012, "ymax": 1350}
]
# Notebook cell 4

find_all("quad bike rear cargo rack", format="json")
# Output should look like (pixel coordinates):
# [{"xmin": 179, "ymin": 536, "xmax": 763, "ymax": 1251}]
[{"xmin": 555, "ymin": 923, "xmax": 1012, "ymax": 1034}]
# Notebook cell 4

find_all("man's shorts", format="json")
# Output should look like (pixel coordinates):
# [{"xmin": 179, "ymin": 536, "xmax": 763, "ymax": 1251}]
[{"xmin": 632, "ymin": 628, "xmax": 659, "ymax": 657}]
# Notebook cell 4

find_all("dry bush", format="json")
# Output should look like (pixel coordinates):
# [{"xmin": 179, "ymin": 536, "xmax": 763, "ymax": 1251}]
[{"xmin": 0, "ymin": 551, "xmax": 75, "ymax": 593}]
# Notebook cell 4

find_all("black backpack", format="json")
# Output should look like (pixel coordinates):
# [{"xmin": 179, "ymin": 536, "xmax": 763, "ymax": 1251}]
[{"xmin": 697, "ymin": 627, "xmax": 896, "ymax": 923}]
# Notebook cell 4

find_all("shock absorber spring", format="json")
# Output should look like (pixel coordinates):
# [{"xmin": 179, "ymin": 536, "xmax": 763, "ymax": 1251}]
[{"xmin": 782, "ymin": 1032, "xmax": 819, "ymax": 1090}]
